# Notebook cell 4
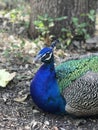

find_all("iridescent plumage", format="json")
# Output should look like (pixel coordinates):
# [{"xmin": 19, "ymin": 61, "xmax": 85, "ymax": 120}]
[
  {"xmin": 30, "ymin": 40, "xmax": 98, "ymax": 116},
  {"xmin": 56, "ymin": 55, "xmax": 98, "ymax": 91}
]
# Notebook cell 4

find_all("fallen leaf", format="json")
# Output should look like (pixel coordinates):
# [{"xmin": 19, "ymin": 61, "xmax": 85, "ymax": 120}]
[{"xmin": 0, "ymin": 69, "xmax": 16, "ymax": 87}]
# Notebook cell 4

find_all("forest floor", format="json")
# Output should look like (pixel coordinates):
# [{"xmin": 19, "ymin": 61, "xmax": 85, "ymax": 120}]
[{"xmin": 0, "ymin": 2, "xmax": 98, "ymax": 130}]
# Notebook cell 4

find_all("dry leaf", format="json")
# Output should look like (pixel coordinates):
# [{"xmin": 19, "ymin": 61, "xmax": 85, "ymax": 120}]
[{"xmin": 0, "ymin": 69, "xmax": 16, "ymax": 87}]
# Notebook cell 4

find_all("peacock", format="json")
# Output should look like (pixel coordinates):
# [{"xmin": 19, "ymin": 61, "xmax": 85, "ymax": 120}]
[{"xmin": 30, "ymin": 40, "xmax": 98, "ymax": 116}]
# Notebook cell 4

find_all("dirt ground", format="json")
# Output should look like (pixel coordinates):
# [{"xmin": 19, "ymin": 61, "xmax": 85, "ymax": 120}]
[
  {"xmin": 0, "ymin": 47, "xmax": 98, "ymax": 130},
  {"xmin": 0, "ymin": 43, "xmax": 98, "ymax": 130},
  {"xmin": 0, "ymin": 4, "xmax": 98, "ymax": 130}
]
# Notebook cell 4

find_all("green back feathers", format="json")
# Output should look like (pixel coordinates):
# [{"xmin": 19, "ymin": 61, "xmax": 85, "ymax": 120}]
[{"xmin": 56, "ymin": 55, "xmax": 98, "ymax": 91}]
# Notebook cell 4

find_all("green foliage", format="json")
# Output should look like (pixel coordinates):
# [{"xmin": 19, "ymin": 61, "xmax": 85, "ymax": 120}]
[
  {"xmin": 87, "ymin": 9, "xmax": 95, "ymax": 22},
  {"xmin": 61, "ymin": 27, "xmax": 73, "ymax": 46},
  {"xmin": 71, "ymin": 17, "xmax": 89, "ymax": 38},
  {"xmin": 61, "ymin": 9, "xmax": 95, "ymax": 45},
  {"xmin": 34, "ymin": 14, "xmax": 54, "ymax": 36},
  {"xmin": 34, "ymin": 9, "xmax": 95, "ymax": 46},
  {"xmin": 34, "ymin": 14, "xmax": 67, "ymax": 39},
  {"xmin": 9, "ymin": 9, "xmax": 20, "ymax": 22}
]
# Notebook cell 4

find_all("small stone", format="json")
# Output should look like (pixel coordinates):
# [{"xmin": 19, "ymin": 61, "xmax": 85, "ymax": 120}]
[
  {"xmin": 25, "ymin": 64, "xmax": 29, "ymax": 69},
  {"xmin": 60, "ymin": 127, "xmax": 66, "ymax": 130},
  {"xmin": 44, "ymin": 121, "xmax": 49, "ymax": 125},
  {"xmin": 52, "ymin": 126, "xmax": 59, "ymax": 130},
  {"xmin": 24, "ymin": 125, "xmax": 30, "ymax": 130},
  {"xmin": 2, "ymin": 93, "xmax": 9, "ymax": 102},
  {"xmin": 31, "ymin": 120, "xmax": 37, "ymax": 128},
  {"xmin": 32, "ymin": 109, "xmax": 40, "ymax": 113}
]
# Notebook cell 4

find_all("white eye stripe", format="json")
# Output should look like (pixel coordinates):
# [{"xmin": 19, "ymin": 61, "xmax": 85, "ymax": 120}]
[
  {"xmin": 41, "ymin": 52, "xmax": 51, "ymax": 58},
  {"xmin": 41, "ymin": 53, "xmax": 47, "ymax": 59},
  {"xmin": 41, "ymin": 52, "xmax": 52, "ymax": 61},
  {"xmin": 45, "ymin": 52, "xmax": 52, "ymax": 61}
]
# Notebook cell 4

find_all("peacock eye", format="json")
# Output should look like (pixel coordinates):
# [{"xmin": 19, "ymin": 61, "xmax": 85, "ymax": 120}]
[
  {"xmin": 41, "ymin": 52, "xmax": 52, "ymax": 61},
  {"xmin": 44, "ymin": 53, "xmax": 50, "ymax": 58}
]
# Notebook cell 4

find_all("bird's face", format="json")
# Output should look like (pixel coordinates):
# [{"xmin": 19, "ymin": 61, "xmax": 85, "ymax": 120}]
[
  {"xmin": 34, "ymin": 47, "xmax": 53, "ymax": 63},
  {"xmin": 34, "ymin": 40, "xmax": 59, "ymax": 63}
]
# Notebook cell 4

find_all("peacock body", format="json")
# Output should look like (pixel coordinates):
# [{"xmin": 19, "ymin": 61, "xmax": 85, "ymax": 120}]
[{"xmin": 30, "ymin": 40, "xmax": 98, "ymax": 116}]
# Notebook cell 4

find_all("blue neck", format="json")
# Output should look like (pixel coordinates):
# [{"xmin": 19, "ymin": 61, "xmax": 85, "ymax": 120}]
[{"xmin": 30, "ymin": 60, "xmax": 66, "ymax": 114}]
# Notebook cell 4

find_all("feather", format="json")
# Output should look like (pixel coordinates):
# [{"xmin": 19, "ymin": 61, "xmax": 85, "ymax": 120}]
[{"xmin": 30, "ymin": 41, "xmax": 98, "ymax": 116}]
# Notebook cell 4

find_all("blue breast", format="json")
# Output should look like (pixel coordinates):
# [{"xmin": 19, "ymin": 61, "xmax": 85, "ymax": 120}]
[{"xmin": 30, "ymin": 63, "xmax": 66, "ymax": 114}]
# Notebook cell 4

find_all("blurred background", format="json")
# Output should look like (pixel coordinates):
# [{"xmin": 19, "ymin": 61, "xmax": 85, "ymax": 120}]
[{"xmin": 0, "ymin": 0, "xmax": 98, "ymax": 62}]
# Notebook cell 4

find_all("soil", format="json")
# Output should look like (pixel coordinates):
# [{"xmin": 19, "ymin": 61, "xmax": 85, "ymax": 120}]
[{"xmin": 0, "ymin": 54, "xmax": 98, "ymax": 130}]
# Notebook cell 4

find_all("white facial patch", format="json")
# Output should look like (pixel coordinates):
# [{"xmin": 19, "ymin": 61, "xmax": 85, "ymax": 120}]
[
  {"xmin": 41, "ymin": 52, "xmax": 52, "ymax": 61},
  {"xmin": 45, "ymin": 52, "xmax": 52, "ymax": 61}
]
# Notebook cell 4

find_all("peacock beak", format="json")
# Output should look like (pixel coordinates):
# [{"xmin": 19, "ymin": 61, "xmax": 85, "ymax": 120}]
[{"xmin": 33, "ymin": 54, "xmax": 42, "ymax": 63}]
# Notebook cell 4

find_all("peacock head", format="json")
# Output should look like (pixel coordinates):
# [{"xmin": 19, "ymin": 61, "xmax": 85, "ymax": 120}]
[{"xmin": 34, "ymin": 40, "xmax": 59, "ymax": 63}]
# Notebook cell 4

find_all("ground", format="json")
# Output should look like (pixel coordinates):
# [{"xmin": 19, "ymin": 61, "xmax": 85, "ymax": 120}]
[
  {"xmin": 0, "ymin": 49, "xmax": 98, "ymax": 130},
  {"xmin": 0, "ymin": 1, "xmax": 98, "ymax": 130}
]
